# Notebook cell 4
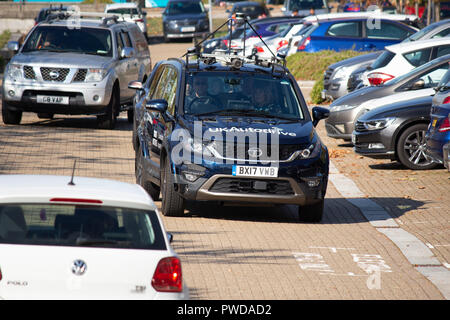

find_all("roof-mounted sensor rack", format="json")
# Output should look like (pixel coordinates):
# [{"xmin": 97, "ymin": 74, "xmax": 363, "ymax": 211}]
[
  {"xmin": 181, "ymin": 13, "xmax": 287, "ymax": 76},
  {"xmin": 45, "ymin": 11, "xmax": 121, "ymax": 25}
]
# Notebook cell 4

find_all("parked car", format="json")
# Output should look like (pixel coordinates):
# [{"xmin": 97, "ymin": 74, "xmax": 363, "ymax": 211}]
[
  {"xmin": 130, "ymin": 48, "xmax": 330, "ymax": 222},
  {"xmin": 426, "ymin": 69, "xmax": 450, "ymax": 170},
  {"xmin": 227, "ymin": 1, "xmax": 271, "ymax": 20},
  {"xmin": 352, "ymin": 96, "xmax": 436, "ymax": 170},
  {"xmin": 282, "ymin": 0, "xmax": 330, "ymax": 17},
  {"xmin": 162, "ymin": 0, "xmax": 210, "ymax": 41},
  {"xmin": 342, "ymin": 1, "xmax": 361, "ymax": 12},
  {"xmin": 362, "ymin": 38, "xmax": 450, "ymax": 86},
  {"xmin": 105, "ymin": 2, "xmax": 148, "ymax": 40},
  {"xmin": 347, "ymin": 19, "xmax": 450, "ymax": 92},
  {"xmin": 325, "ymin": 54, "xmax": 450, "ymax": 141},
  {"xmin": 296, "ymin": 17, "xmax": 417, "ymax": 53},
  {"xmin": 0, "ymin": 174, "xmax": 189, "ymax": 299},
  {"xmin": 2, "ymin": 13, "xmax": 152, "ymax": 129},
  {"xmin": 322, "ymin": 51, "xmax": 382, "ymax": 101}
]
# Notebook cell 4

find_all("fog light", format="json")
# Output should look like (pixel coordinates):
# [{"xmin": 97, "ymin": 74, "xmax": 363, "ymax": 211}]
[
  {"xmin": 8, "ymin": 90, "xmax": 15, "ymax": 97},
  {"xmin": 368, "ymin": 143, "xmax": 384, "ymax": 149},
  {"xmin": 183, "ymin": 173, "xmax": 199, "ymax": 182},
  {"xmin": 307, "ymin": 179, "xmax": 321, "ymax": 188},
  {"xmin": 93, "ymin": 95, "xmax": 99, "ymax": 101}
]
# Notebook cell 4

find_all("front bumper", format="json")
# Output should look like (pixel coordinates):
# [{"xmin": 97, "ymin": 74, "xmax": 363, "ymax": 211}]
[
  {"xmin": 2, "ymin": 77, "xmax": 113, "ymax": 115},
  {"xmin": 352, "ymin": 129, "xmax": 396, "ymax": 160},
  {"xmin": 165, "ymin": 31, "xmax": 209, "ymax": 39},
  {"xmin": 322, "ymin": 78, "xmax": 348, "ymax": 101}
]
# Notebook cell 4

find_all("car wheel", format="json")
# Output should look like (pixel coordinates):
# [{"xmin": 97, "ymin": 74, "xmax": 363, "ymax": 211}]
[
  {"xmin": 127, "ymin": 109, "xmax": 134, "ymax": 123},
  {"xmin": 97, "ymin": 88, "xmax": 118, "ymax": 130},
  {"xmin": 161, "ymin": 155, "xmax": 185, "ymax": 217},
  {"xmin": 37, "ymin": 113, "xmax": 54, "ymax": 119},
  {"xmin": 135, "ymin": 144, "xmax": 160, "ymax": 200},
  {"xmin": 298, "ymin": 199, "xmax": 324, "ymax": 223},
  {"xmin": 396, "ymin": 123, "xmax": 437, "ymax": 170},
  {"xmin": 1, "ymin": 99, "xmax": 22, "ymax": 125}
]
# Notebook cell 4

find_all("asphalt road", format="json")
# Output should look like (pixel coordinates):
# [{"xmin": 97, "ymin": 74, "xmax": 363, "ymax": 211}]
[{"xmin": 0, "ymin": 39, "xmax": 449, "ymax": 300}]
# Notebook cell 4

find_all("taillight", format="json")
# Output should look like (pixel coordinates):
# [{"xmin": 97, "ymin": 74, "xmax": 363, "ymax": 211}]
[
  {"xmin": 255, "ymin": 46, "xmax": 264, "ymax": 53},
  {"xmin": 438, "ymin": 117, "xmax": 450, "ymax": 132},
  {"xmin": 367, "ymin": 72, "xmax": 395, "ymax": 86},
  {"xmin": 276, "ymin": 39, "xmax": 288, "ymax": 51},
  {"xmin": 442, "ymin": 96, "xmax": 450, "ymax": 104},
  {"xmin": 297, "ymin": 36, "xmax": 310, "ymax": 51},
  {"xmin": 0, "ymin": 267, "xmax": 2, "ymax": 281},
  {"xmin": 152, "ymin": 257, "xmax": 182, "ymax": 292},
  {"xmin": 134, "ymin": 19, "xmax": 144, "ymax": 23}
]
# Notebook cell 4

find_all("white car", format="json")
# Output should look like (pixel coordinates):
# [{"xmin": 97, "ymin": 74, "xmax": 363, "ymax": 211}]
[
  {"xmin": 105, "ymin": 2, "xmax": 148, "ymax": 39},
  {"xmin": 0, "ymin": 174, "xmax": 189, "ymax": 300},
  {"xmin": 363, "ymin": 37, "xmax": 450, "ymax": 86}
]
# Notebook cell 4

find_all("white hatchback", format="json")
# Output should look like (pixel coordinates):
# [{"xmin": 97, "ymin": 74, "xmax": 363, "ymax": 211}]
[
  {"xmin": 0, "ymin": 174, "xmax": 189, "ymax": 300},
  {"xmin": 105, "ymin": 2, "xmax": 148, "ymax": 39}
]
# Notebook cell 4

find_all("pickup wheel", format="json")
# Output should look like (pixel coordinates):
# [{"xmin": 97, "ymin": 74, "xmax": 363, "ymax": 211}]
[
  {"xmin": 161, "ymin": 156, "xmax": 185, "ymax": 217},
  {"xmin": 135, "ymin": 144, "xmax": 160, "ymax": 200},
  {"xmin": 97, "ymin": 88, "xmax": 118, "ymax": 130},
  {"xmin": 298, "ymin": 200, "xmax": 324, "ymax": 223},
  {"xmin": 2, "ymin": 99, "xmax": 22, "ymax": 125}
]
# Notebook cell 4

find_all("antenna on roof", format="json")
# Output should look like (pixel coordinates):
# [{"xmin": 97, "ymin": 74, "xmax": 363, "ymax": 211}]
[{"xmin": 68, "ymin": 159, "xmax": 77, "ymax": 186}]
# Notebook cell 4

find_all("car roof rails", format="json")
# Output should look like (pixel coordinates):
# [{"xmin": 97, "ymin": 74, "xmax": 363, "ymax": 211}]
[{"xmin": 182, "ymin": 13, "xmax": 287, "ymax": 76}]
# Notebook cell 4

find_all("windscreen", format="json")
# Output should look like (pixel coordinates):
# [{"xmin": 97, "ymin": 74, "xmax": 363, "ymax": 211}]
[
  {"xmin": 184, "ymin": 72, "xmax": 305, "ymax": 120},
  {"xmin": 106, "ymin": 8, "xmax": 140, "ymax": 15},
  {"xmin": 22, "ymin": 26, "xmax": 113, "ymax": 57},
  {"xmin": 166, "ymin": 1, "xmax": 205, "ymax": 15},
  {"xmin": 0, "ymin": 204, "xmax": 166, "ymax": 250}
]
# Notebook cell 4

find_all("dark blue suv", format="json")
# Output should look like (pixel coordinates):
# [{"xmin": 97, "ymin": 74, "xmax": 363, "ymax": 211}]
[{"xmin": 130, "ymin": 47, "xmax": 330, "ymax": 222}]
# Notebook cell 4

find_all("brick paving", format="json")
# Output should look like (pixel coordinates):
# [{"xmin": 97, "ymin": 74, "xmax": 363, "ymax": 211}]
[{"xmin": 0, "ymin": 109, "xmax": 446, "ymax": 299}]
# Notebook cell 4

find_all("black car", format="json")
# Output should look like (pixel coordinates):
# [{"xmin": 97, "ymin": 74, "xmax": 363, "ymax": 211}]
[
  {"xmin": 129, "ymin": 20, "xmax": 330, "ymax": 222},
  {"xmin": 352, "ymin": 96, "xmax": 437, "ymax": 170},
  {"xmin": 227, "ymin": 1, "xmax": 271, "ymax": 20},
  {"xmin": 162, "ymin": 0, "xmax": 210, "ymax": 41}
]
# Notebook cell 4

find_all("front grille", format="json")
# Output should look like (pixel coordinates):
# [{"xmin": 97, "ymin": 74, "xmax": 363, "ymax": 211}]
[
  {"xmin": 177, "ymin": 19, "xmax": 197, "ymax": 26},
  {"xmin": 211, "ymin": 143, "xmax": 306, "ymax": 161},
  {"xmin": 72, "ymin": 69, "xmax": 87, "ymax": 82},
  {"xmin": 40, "ymin": 67, "xmax": 70, "ymax": 82},
  {"xmin": 23, "ymin": 66, "xmax": 36, "ymax": 80},
  {"xmin": 355, "ymin": 121, "xmax": 367, "ymax": 132},
  {"xmin": 209, "ymin": 178, "xmax": 294, "ymax": 195}
]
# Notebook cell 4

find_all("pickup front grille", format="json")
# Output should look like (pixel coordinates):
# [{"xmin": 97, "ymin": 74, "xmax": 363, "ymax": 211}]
[
  {"xmin": 40, "ymin": 67, "xmax": 70, "ymax": 82},
  {"xmin": 23, "ymin": 66, "xmax": 36, "ymax": 80},
  {"xmin": 73, "ymin": 69, "xmax": 87, "ymax": 82}
]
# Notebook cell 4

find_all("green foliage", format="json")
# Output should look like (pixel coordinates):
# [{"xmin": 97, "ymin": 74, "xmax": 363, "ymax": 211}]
[{"xmin": 0, "ymin": 30, "xmax": 11, "ymax": 49}]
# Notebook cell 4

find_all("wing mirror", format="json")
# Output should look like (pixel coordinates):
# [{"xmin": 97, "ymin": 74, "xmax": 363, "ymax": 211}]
[
  {"xmin": 7, "ymin": 41, "xmax": 19, "ymax": 53},
  {"xmin": 312, "ymin": 106, "xmax": 329, "ymax": 127},
  {"xmin": 128, "ymin": 80, "xmax": 144, "ymax": 91},
  {"xmin": 120, "ymin": 47, "xmax": 135, "ymax": 59},
  {"xmin": 410, "ymin": 79, "xmax": 425, "ymax": 90},
  {"xmin": 145, "ymin": 99, "xmax": 168, "ymax": 113}
]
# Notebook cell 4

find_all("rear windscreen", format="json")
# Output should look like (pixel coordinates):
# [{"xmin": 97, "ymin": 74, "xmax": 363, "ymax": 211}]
[
  {"xmin": 0, "ymin": 204, "xmax": 166, "ymax": 250},
  {"xmin": 370, "ymin": 50, "xmax": 395, "ymax": 69}
]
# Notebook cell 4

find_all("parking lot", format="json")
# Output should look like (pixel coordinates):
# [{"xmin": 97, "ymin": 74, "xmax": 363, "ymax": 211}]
[{"xmin": 0, "ymin": 36, "xmax": 448, "ymax": 299}]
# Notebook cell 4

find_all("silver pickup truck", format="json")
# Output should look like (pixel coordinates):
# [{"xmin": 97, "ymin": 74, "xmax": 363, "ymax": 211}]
[{"xmin": 2, "ymin": 14, "xmax": 151, "ymax": 129}]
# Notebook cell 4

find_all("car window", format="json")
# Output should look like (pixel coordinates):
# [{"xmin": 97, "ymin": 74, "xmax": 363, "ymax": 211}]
[
  {"xmin": 403, "ymin": 48, "xmax": 432, "ymax": 67},
  {"xmin": 152, "ymin": 67, "xmax": 170, "ymax": 100},
  {"xmin": 437, "ymin": 68, "xmax": 450, "ymax": 87},
  {"xmin": 431, "ymin": 27, "xmax": 450, "ymax": 38},
  {"xmin": 184, "ymin": 72, "xmax": 305, "ymax": 120},
  {"xmin": 121, "ymin": 31, "xmax": 132, "ymax": 48},
  {"xmin": 116, "ymin": 31, "xmax": 124, "ymax": 54},
  {"xmin": 436, "ymin": 45, "xmax": 450, "ymax": 58},
  {"xmin": 163, "ymin": 67, "xmax": 178, "ymax": 115},
  {"xmin": 0, "ymin": 204, "xmax": 166, "ymax": 250},
  {"xmin": 22, "ymin": 26, "xmax": 113, "ymax": 57},
  {"xmin": 366, "ymin": 21, "xmax": 410, "ymax": 40},
  {"xmin": 107, "ymin": 8, "xmax": 140, "ymax": 15},
  {"xmin": 371, "ymin": 50, "xmax": 395, "ymax": 69},
  {"xmin": 417, "ymin": 63, "xmax": 449, "ymax": 88},
  {"xmin": 326, "ymin": 21, "xmax": 361, "ymax": 38}
]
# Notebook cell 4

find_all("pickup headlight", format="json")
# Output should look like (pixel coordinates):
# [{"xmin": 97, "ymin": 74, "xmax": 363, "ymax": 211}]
[
  {"xmin": 361, "ymin": 117, "xmax": 396, "ymax": 130},
  {"xmin": 331, "ymin": 104, "xmax": 357, "ymax": 112},
  {"xmin": 85, "ymin": 68, "xmax": 107, "ymax": 82},
  {"xmin": 7, "ymin": 64, "xmax": 23, "ymax": 80}
]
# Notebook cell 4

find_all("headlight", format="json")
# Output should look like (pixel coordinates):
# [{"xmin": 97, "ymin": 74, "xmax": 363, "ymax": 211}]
[
  {"xmin": 205, "ymin": 39, "xmax": 219, "ymax": 49},
  {"xmin": 168, "ymin": 21, "xmax": 178, "ymax": 28},
  {"xmin": 85, "ymin": 68, "xmax": 107, "ymax": 82},
  {"xmin": 331, "ymin": 104, "xmax": 357, "ymax": 112},
  {"xmin": 7, "ymin": 64, "xmax": 23, "ymax": 80},
  {"xmin": 333, "ymin": 67, "xmax": 348, "ymax": 80},
  {"xmin": 296, "ymin": 140, "xmax": 322, "ymax": 160},
  {"xmin": 362, "ymin": 117, "xmax": 396, "ymax": 130}
]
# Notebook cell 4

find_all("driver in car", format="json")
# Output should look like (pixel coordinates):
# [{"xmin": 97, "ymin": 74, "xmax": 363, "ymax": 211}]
[{"xmin": 187, "ymin": 77, "xmax": 222, "ymax": 114}]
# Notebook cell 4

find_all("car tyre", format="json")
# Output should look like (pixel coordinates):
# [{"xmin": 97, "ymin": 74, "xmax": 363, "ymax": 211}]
[
  {"xmin": 97, "ymin": 87, "xmax": 119, "ymax": 130},
  {"xmin": 136, "ymin": 144, "xmax": 160, "ymax": 200},
  {"xmin": 127, "ymin": 109, "xmax": 134, "ymax": 123},
  {"xmin": 37, "ymin": 113, "xmax": 54, "ymax": 119},
  {"xmin": 2, "ymin": 99, "xmax": 22, "ymax": 125},
  {"xmin": 298, "ymin": 199, "xmax": 324, "ymax": 223},
  {"xmin": 396, "ymin": 123, "xmax": 437, "ymax": 170},
  {"xmin": 161, "ymin": 155, "xmax": 185, "ymax": 217}
]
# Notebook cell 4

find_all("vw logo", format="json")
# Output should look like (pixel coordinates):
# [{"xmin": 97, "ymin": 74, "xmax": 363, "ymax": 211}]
[
  {"xmin": 72, "ymin": 259, "xmax": 87, "ymax": 276},
  {"xmin": 248, "ymin": 147, "xmax": 262, "ymax": 158},
  {"xmin": 49, "ymin": 70, "xmax": 60, "ymax": 79}
]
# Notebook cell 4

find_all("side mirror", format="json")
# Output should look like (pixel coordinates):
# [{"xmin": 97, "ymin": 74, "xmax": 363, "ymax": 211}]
[
  {"xmin": 128, "ymin": 80, "xmax": 144, "ymax": 91},
  {"xmin": 167, "ymin": 232, "xmax": 173, "ymax": 243},
  {"xmin": 120, "ymin": 47, "xmax": 135, "ymax": 59},
  {"xmin": 7, "ymin": 41, "xmax": 19, "ymax": 53},
  {"xmin": 312, "ymin": 106, "xmax": 329, "ymax": 127},
  {"xmin": 410, "ymin": 79, "xmax": 425, "ymax": 90},
  {"xmin": 145, "ymin": 99, "xmax": 168, "ymax": 113}
]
